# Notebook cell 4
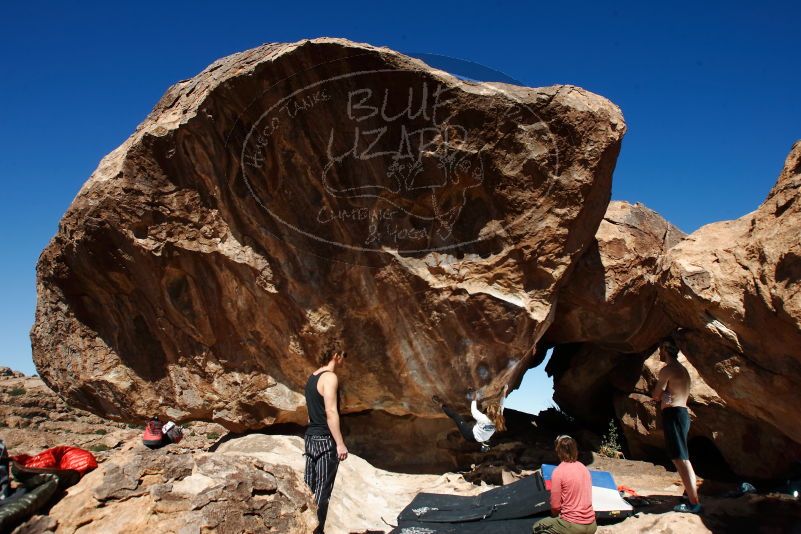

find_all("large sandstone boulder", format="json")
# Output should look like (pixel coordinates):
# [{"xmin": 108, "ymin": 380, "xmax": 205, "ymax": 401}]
[
  {"xmin": 31, "ymin": 38, "xmax": 625, "ymax": 432},
  {"xmin": 546, "ymin": 177, "xmax": 801, "ymax": 477},
  {"xmin": 659, "ymin": 142, "xmax": 801, "ymax": 451},
  {"xmin": 542, "ymin": 200, "xmax": 684, "ymax": 433}
]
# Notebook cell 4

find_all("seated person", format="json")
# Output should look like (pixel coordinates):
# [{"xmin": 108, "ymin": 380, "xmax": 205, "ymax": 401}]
[{"xmin": 534, "ymin": 435, "xmax": 597, "ymax": 534}]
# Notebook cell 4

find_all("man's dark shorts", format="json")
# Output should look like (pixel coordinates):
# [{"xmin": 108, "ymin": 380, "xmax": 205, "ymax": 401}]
[{"xmin": 662, "ymin": 406, "xmax": 690, "ymax": 460}]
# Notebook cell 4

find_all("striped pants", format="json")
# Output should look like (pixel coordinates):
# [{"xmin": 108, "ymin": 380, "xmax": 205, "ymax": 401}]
[{"xmin": 304, "ymin": 434, "xmax": 339, "ymax": 532}]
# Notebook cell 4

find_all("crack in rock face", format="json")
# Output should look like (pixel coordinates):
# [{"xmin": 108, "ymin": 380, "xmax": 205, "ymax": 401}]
[{"xmin": 31, "ymin": 38, "xmax": 625, "ymax": 440}]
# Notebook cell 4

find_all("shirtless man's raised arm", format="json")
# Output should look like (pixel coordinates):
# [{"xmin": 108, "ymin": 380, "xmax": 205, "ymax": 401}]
[{"xmin": 652, "ymin": 365, "xmax": 671, "ymax": 404}]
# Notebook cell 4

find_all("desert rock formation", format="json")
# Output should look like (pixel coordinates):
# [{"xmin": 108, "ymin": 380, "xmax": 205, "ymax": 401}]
[
  {"xmin": 547, "ymin": 147, "xmax": 801, "ymax": 477},
  {"xmin": 0, "ymin": 368, "xmax": 227, "ymax": 457},
  {"xmin": 28, "ymin": 35, "xmax": 801, "ymax": 480},
  {"xmin": 31, "ymin": 38, "xmax": 625, "ymax": 432},
  {"xmin": 659, "ymin": 142, "xmax": 801, "ymax": 450},
  {"xmin": 0, "ymin": 367, "xmax": 136, "ymax": 456}
]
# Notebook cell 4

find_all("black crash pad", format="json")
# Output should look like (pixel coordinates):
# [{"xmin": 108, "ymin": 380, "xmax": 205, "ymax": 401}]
[{"xmin": 393, "ymin": 474, "xmax": 551, "ymax": 533}]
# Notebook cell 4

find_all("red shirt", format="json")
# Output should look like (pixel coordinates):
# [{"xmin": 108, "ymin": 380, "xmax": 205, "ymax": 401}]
[{"xmin": 550, "ymin": 461, "xmax": 595, "ymax": 524}]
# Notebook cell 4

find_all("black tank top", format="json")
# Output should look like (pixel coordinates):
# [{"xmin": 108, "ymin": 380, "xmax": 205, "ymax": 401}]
[{"xmin": 305, "ymin": 371, "xmax": 331, "ymax": 436}]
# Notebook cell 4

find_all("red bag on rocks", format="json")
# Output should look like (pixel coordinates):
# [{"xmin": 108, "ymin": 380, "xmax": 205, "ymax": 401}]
[{"xmin": 11, "ymin": 446, "xmax": 98, "ymax": 475}]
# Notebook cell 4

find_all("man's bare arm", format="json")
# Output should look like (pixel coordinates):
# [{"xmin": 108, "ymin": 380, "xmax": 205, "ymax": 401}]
[
  {"xmin": 652, "ymin": 367, "xmax": 670, "ymax": 402},
  {"xmin": 321, "ymin": 373, "xmax": 348, "ymax": 460}
]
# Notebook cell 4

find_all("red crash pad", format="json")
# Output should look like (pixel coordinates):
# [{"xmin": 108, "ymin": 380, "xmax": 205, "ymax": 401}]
[{"xmin": 11, "ymin": 446, "xmax": 97, "ymax": 475}]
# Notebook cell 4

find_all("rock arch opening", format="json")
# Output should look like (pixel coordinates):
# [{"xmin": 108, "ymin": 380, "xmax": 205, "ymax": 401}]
[
  {"xmin": 505, "ymin": 348, "xmax": 555, "ymax": 416},
  {"xmin": 543, "ymin": 343, "xmax": 646, "ymax": 437}
]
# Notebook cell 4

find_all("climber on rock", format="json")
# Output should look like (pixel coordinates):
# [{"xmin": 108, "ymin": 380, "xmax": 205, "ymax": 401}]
[{"xmin": 433, "ymin": 385, "xmax": 507, "ymax": 452}]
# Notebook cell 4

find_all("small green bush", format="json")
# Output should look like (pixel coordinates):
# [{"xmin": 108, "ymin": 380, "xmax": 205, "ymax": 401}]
[
  {"xmin": 89, "ymin": 443, "xmax": 110, "ymax": 452},
  {"xmin": 8, "ymin": 387, "xmax": 26, "ymax": 396},
  {"xmin": 94, "ymin": 429, "xmax": 108, "ymax": 435},
  {"xmin": 598, "ymin": 419, "xmax": 623, "ymax": 458},
  {"xmin": 206, "ymin": 432, "xmax": 221, "ymax": 440}
]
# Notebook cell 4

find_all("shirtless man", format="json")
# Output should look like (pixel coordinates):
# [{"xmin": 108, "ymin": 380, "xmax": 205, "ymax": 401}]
[
  {"xmin": 304, "ymin": 348, "xmax": 349, "ymax": 533},
  {"xmin": 652, "ymin": 337, "xmax": 702, "ymax": 514}
]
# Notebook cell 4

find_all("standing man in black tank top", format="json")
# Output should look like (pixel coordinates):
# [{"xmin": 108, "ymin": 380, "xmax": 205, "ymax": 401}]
[{"xmin": 304, "ymin": 347, "xmax": 348, "ymax": 533}]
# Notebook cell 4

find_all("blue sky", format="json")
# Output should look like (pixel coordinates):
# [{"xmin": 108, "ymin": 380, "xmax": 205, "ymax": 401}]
[{"xmin": 1, "ymin": 1, "xmax": 799, "ymax": 414}]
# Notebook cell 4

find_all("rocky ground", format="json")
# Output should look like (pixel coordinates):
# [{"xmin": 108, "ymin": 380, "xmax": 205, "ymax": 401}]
[
  {"xmin": 0, "ymin": 367, "xmax": 228, "ymax": 459},
  {"xmin": 2, "ymin": 370, "xmax": 800, "ymax": 533}
]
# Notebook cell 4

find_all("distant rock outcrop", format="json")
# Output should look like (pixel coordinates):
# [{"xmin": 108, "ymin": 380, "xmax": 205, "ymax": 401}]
[
  {"xmin": 0, "ymin": 367, "xmax": 135, "ymax": 456},
  {"xmin": 0, "ymin": 369, "xmax": 227, "ymax": 460},
  {"xmin": 31, "ymin": 38, "xmax": 625, "ymax": 434}
]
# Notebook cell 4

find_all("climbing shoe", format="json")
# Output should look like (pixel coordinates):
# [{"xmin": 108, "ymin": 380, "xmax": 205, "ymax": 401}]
[{"xmin": 673, "ymin": 502, "xmax": 703, "ymax": 514}]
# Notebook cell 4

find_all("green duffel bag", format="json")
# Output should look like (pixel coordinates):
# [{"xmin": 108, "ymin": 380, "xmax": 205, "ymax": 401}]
[
  {"xmin": 0, "ymin": 440, "xmax": 10, "ymax": 500},
  {"xmin": 11, "ymin": 462, "xmax": 81, "ymax": 491},
  {"xmin": 0, "ymin": 472, "xmax": 59, "ymax": 533}
]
